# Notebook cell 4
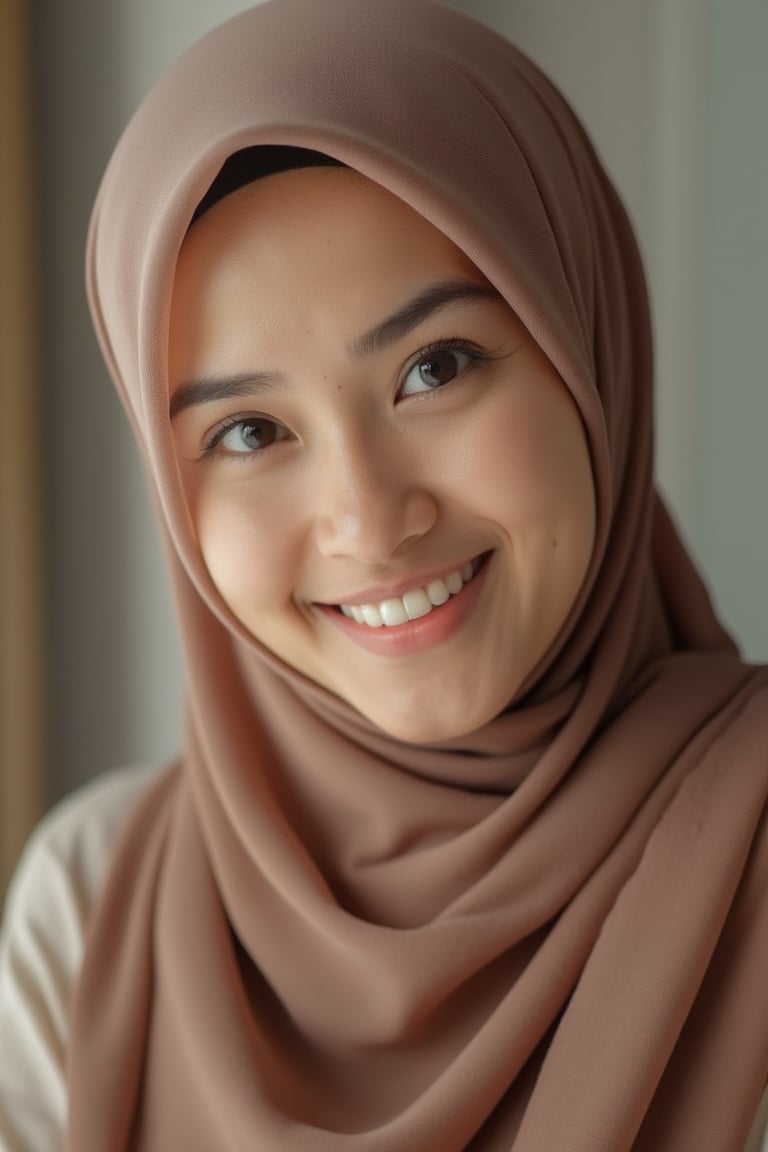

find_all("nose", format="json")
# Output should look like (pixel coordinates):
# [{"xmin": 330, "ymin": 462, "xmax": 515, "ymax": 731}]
[{"xmin": 313, "ymin": 432, "xmax": 438, "ymax": 563}]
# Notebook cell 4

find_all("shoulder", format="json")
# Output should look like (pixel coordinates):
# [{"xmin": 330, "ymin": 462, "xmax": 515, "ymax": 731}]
[
  {"xmin": 1, "ymin": 764, "xmax": 164, "ymax": 962},
  {"xmin": 746, "ymin": 1089, "xmax": 768, "ymax": 1152},
  {"xmin": 0, "ymin": 763, "xmax": 164, "ymax": 1151},
  {"xmin": 4, "ymin": 763, "xmax": 164, "ymax": 920}
]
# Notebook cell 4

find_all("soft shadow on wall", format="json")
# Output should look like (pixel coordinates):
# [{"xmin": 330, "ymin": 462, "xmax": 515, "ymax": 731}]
[{"xmin": 33, "ymin": 0, "xmax": 260, "ymax": 804}]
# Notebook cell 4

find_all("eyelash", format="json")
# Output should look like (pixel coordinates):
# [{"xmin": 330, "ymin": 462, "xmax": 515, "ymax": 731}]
[
  {"xmin": 201, "ymin": 412, "xmax": 288, "ymax": 461},
  {"xmin": 199, "ymin": 336, "xmax": 494, "ymax": 461},
  {"xmin": 401, "ymin": 337, "xmax": 493, "ymax": 397}
]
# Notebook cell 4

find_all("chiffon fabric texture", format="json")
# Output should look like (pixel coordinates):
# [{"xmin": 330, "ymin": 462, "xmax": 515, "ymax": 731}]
[{"xmin": 71, "ymin": 1, "xmax": 768, "ymax": 1149}]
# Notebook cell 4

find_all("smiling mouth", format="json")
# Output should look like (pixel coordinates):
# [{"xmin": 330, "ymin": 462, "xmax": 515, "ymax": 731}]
[{"xmin": 334, "ymin": 553, "xmax": 489, "ymax": 629}]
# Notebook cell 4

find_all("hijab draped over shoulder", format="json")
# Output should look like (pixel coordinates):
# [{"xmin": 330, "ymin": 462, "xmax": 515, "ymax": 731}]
[{"xmin": 70, "ymin": 1, "xmax": 768, "ymax": 1148}]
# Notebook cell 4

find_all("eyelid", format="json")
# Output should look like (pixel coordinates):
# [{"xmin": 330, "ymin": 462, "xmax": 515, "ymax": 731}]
[
  {"xmin": 396, "ymin": 337, "xmax": 495, "ymax": 398},
  {"xmin": 199, "ymin": 410, "xmax": 287, "ymax": 460},
  {"xmin": 192, "ymin": 335, "xmax": 503, "ymax": 460}
]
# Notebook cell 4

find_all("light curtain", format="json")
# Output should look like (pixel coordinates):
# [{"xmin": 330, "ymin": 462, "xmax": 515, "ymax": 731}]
[{"xmin": 0, "ymin": 0, "xmax": 44, "ymax": 895}]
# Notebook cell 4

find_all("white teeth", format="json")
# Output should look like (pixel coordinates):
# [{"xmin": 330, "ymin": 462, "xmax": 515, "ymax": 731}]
[
  {"xmin": 426, "ymin": 579, "xmax": 450, "ymax": 606},
  {"xmin": 361, "ymin": 604, "xmax": 384, "ymax": 627},
  {"xmin": 402, "ymin": 587, "xmax": 432, "ymax": 620},
  {"xmin": 380, "ymin": 598, "xmax": 409, "ymax": 626},
  {"xmin": 445, "ymin": 570, "xmax": 463, "ymax": 595},
  {"xmin": 339, "ymin": 561, "xmax": 480, "ymax": 629}
]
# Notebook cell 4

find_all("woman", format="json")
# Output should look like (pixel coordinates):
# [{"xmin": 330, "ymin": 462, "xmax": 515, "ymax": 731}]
[{"xmin": 1, "ymin": 0, "xmax": 767, "ymax": 1148}]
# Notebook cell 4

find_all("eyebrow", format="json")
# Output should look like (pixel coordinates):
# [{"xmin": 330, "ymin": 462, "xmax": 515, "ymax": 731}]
[
  {"xmin": 347, "ymin": 278, "xmax": 502, "ymax": 360},
  {"xmin": 170, "ymin": 370, "xmax": 284, "ymax": 421},
  {"xmin": 169, "ymin": 277, "xmax": 502, "ymax": 419}
]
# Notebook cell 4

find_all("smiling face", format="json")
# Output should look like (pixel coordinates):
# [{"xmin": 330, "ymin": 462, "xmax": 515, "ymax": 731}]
[{"xmin": 169, "ymin": 166, "xmax": 596, "ymax": 743}]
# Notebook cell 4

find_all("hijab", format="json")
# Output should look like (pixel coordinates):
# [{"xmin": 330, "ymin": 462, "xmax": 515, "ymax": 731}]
[{"xmin": 69, "ymin": 1, "xmax": 768, "ymax": 1148}]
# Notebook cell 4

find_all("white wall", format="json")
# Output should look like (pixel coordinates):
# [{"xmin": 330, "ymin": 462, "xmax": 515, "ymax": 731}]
[
  {"xmin": 35, "ymin": 1, "xmax": 768, "ymax": 801},
  {"xmin": 699, "ymin": 0, "xmax": 768, "ymax": 666}
]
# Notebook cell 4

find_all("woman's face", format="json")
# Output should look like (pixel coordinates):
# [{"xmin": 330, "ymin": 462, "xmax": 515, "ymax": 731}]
[{"xmin": 169, "ymin": 167, "xmax": 595, "ymax": 743}]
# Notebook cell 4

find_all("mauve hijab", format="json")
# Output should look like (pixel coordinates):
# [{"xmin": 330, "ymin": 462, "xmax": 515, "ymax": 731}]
[{"xmin": 69, "ymin": 1, "xmax": 768, "ymax": 1148}]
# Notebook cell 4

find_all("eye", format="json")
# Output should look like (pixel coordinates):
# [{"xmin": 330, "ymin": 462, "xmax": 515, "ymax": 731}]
[
  {"xmin": 205, "ymin": 415, "xmax": 289, "ymax": 458},
  {"xmin": 399, "ymin": 344, "xmax": 475, "ymax": 398}
]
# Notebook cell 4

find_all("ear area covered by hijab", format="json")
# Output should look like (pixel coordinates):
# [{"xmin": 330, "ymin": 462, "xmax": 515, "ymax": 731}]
[{"xmin": 70, "ymin": 2, "xmax": 768, "ymax": 1150}]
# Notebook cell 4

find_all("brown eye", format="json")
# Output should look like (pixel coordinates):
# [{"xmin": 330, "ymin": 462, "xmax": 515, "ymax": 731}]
[
  {"xmin": 211, "ymin": 416, "xmax": 288, "ymax": 457},
  {"xmin": 400, "ymin": 346, "xmax": 473, "ymax": 397},
  {"xmin": 419, "ymin": 351, "xmax": 462, "ymax": 386}
]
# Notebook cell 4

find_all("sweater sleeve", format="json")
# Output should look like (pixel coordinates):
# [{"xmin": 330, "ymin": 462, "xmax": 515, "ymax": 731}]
[{"xmin": 0, "ymin": 765, "xmax": 161, "ymax": 1152}]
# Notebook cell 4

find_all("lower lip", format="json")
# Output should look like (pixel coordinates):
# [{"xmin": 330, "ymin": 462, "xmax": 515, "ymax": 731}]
[{"xmin": 317, "ymin": 554, "xmax": 493, "ymax": 657}]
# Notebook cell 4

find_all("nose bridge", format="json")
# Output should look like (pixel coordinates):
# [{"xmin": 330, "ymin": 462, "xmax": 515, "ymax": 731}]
[{"xmin": 313, "ymin": 420, "xmax": 437, "ymax": 561}]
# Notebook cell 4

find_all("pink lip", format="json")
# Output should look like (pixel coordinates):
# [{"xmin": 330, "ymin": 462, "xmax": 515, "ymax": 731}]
[
  {"xmin": 316, "ymin": 552, "xmax": 493, "ymax": 657},
  {"xmin": 323, "ymin": 554, "xmax": 485, "ymax": 609}
]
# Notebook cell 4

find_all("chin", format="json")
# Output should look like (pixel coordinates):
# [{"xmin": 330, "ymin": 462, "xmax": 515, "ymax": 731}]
[{"xmin": 351, "ymin": 687, "xmax": 511, "ymax": 746}]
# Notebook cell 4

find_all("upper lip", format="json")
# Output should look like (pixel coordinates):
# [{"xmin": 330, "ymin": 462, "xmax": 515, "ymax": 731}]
[{"xmin": 316, "ymin": 552, "xmax": 488, "ymax": 608}]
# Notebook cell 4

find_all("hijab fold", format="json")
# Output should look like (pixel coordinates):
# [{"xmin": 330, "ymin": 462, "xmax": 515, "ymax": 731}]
[{"xmin": 68, "ymin": 2, "xmax": 768, "ymax": 1148}]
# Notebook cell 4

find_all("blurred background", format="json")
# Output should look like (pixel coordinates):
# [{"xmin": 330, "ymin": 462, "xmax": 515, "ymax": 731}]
[{"xmin": 2, "ymin": 0, "xmax": 767, "ymax": 892}]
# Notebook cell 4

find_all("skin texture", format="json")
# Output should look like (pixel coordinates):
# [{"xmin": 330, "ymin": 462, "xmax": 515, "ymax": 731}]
[{"xmin": 169, "ymin": 167, "xmax": 596, "ymax": 743}]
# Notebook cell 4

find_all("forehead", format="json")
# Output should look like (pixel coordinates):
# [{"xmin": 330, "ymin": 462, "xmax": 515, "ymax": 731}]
[
  {"xmin": 168, "ymin": 165, "xmax": 496, "ymax": 386},
  {"xmin": 175, "ymin": 165, "xmax": 481, "ymax": 293}
]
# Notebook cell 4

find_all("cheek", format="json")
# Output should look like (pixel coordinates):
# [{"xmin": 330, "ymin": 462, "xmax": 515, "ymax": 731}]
[
  {"xmin": 194, "ymin": 482, "xmax": 300, "ymax": 615},
  {"xmin": 442, "ymin": 383, "xmax": 595, "ymax": 545},
  {"xmin": 504, "ymin": 417, "xmax": 592, "ymax": 532}
]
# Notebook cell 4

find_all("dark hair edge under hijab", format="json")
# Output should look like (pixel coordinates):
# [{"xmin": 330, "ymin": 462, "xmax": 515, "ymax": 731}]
[{"xmin": 190, "ymin": 144, "xmax": 346, "ymax": 227}]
